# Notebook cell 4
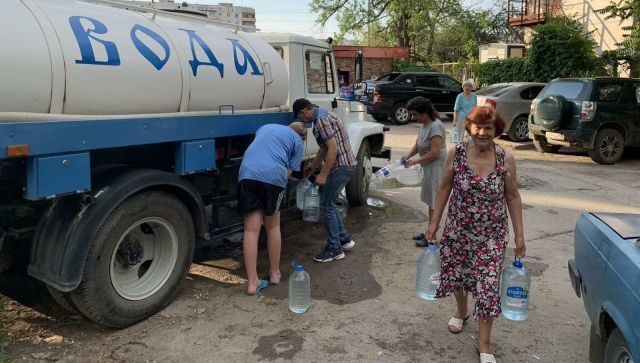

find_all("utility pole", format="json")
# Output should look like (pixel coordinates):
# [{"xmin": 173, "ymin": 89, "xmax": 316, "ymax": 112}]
[{"xmin": 367, "ymin": 0, "xmax": 371, "ymax": 46}]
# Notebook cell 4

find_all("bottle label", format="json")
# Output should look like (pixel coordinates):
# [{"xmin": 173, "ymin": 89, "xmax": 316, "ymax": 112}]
[
  {"xmin": 505, "ymin": 286, "xmax": 529, "ymax": 308},
  {"xmin": 429, "ymin": 272, "xmax": 440, "ymax": 284},
  {"xmin": 380, "ymin": 167, "xmax": 390, "ymax": 177}
]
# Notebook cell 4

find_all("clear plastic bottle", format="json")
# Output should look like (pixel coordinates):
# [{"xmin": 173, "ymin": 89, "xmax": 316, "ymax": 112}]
[
  {"xmin": 296, "ymin": 178, "xmax": 312, "ymax": 210},
  {"xmin": 416, "ymin": 242, "xmax": 441, "ymax": 301},
  {"xmin": 288, "ymin": 262, "xmax": 311, "ymax": 314},
  {"xmin": 500, "ymin": 258, "xmax": 531, "ymax": 321},
  {"xmin": 303, "ymin": 184, "xmax": 320, "ymax": 222},
  {"xmin": 450, "ymin": 127, "xmax": 459, "ymax": 144},
  {"xmin": 371, "ymin": 160, "xmax": 404, "ymax": 189}
]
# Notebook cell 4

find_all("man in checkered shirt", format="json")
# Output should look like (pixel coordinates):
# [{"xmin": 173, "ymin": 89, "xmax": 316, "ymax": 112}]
[{"xmin": 293, "ymin": 98, "xmax": 357, "ymax": 263}]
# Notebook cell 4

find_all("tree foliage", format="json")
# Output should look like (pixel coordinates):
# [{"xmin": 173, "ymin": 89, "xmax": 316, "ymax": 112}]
[
  {"xmin": 527, "ymin": 16, "xmax": 603, "ymax": 81},
  {"xmin": 596, "ymin": 0, "xmax": 639, "ymax": 77},
  {"xmin": 472, "ymin": 58, "xmax": 532, "ymax": 87},
  {"xmin": 310, "ymin": 0, "xmax": 512, "ymax": 63}
]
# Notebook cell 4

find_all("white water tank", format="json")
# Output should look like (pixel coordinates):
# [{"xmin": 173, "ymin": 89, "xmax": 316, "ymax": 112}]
[{"xmin": 0, "ymin": 0, "xmax": 288, "ymax": 115}]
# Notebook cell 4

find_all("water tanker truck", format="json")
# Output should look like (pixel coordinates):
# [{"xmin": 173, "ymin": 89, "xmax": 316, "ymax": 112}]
[{"xmin": 0, "ymin": 0, "xmax": 389, "ymax": 327}]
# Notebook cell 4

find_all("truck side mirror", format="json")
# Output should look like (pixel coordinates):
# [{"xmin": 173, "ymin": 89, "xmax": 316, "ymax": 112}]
[{"xmin": 354, "ymin": 51, "xmax": 363, "ymax": 83}]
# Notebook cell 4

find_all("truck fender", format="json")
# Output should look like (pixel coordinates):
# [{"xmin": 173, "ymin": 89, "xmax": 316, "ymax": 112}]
[
  {"xmin": 346, "ymin": 121, "xmax": 385, "ymax": 155},
  {"xmin": 599, "ymin": 301, "xmax": 637, "ymax": 355},
  {"xmin": 27, "ymin": 168, "xmax": 208, "ymax": 292}
]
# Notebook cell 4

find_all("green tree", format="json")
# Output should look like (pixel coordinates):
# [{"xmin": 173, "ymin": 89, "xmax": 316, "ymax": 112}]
[
  {"xmin": 596, "ymin": 0, "xmax": 640, "ymax": 77},
  {"xmin": 527, "ymin": 16, "xmax": 603, "ymax": 81}
]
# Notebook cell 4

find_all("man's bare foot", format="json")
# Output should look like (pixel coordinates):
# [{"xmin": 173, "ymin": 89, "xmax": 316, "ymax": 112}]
[{"xmin": 269, "ymin": 271, "xmax": 281, "ymax": 285}]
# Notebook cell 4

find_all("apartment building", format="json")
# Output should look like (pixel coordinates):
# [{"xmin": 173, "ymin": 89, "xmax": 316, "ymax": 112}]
[
  {"xmin": 507, "ymin": 0, "xmax": 632, "ymax": 55},
  {"xmin": 120, "ymin": 0, "xmax": 256, "ymax": 29}
]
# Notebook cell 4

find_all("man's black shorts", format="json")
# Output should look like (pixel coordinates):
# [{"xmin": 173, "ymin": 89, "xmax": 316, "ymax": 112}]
[{"xmin": 238, "ymin": 179, "xmax": 286, "ymax": 216}]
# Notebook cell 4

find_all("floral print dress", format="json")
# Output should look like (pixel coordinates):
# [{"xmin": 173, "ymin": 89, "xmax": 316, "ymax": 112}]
[{"xmin": 435, "ymin": 141, "xmax": 508, "ymax": 318}]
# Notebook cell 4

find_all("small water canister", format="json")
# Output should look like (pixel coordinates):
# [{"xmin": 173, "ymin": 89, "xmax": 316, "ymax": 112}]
[
  {"xmin": 303, "ymin": 184, "xmax": 320, "ymax": 222},
  {"xmin": 289, "ymin": 262, "xmax": 311, "ymax": 314},
  {"xmin": 500, "ymin": 258, "xmax": 531, "ymax": 321},
  {"xmin": 450, "ymin": 127, "xmax": 459, "ymax": 144},
  {"xmin": 416, "ymin": 242, "xmax": 440, "ymax": 300}
]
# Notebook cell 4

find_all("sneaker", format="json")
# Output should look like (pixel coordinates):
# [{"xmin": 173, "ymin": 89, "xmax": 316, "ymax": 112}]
[
  {"xmin": 341, "ymin": 239, "xmax": 356, "ymax": 251},
  {"xmin": 313, "ymin": 247, "xmax": 345, "ymax": 263}
]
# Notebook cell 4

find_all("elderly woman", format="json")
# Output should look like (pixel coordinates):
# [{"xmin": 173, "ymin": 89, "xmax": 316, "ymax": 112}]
[
  {"xmin": 452, "ymin": 80, "xmax": 477, "ymax": 144},
  {"xmin": 426, "ymin": 107, "xmax": 526, "ymax": 363},
  {"xmin": 401, "ymin": 97, "xmax": 446, "ymax": 246}
]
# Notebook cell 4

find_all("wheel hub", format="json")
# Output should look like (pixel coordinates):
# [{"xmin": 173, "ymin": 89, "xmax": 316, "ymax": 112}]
[{"xmin": 116, "ymin": 239, "xmax": 144, "ymax": 267}]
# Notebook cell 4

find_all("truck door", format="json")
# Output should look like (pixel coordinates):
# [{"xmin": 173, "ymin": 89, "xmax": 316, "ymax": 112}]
[{"xmin": 302, "ymin": 46, "xmax": 338, "ymax": 157}]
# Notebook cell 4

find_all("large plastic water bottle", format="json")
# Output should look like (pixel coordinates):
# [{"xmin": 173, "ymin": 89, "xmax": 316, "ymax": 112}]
[
  {"xmin": 500, "ymin": 258, "xmax": 531, "ymax": 321},
  {"xmin": 303, "ymin": 184, "xmax": 320, "ymax": 222},
  {"xmin": 296, "ymin": 178, "xmax": 312, "ymax": 210},
  {"xmin": 416, "ymin": 242, "xmax": 441, "ymax": 300},
  {"xmin": 370, "ymin": 160, "xmax": 404, "ymax": 189},
  {"xmin": 289, "ymin": 262, "xmax": 311, "ymax": 314}
]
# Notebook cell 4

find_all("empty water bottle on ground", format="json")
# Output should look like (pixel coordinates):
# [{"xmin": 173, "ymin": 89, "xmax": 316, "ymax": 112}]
[
  {"xmin": 296, "ymin": 177, "xmax": 313, "ymax": 210},
  {"xmin": 289, "ymin": 262, "xmax": 311, "ymax": 314},
  {"xmin": 303, "ymin": 184, "xmax": 320, "ymax": 222},
  {"xmin": 500, "ymin": 257, "xmax": 530, "ymax": 321},
  {"xmin": 416, "ymin": 242, "xmax": 441, "ymax": 301}
]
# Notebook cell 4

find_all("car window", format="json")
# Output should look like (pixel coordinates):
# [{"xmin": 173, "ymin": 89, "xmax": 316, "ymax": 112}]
[
  {"xmin": 520, "ymin": 86, "xmax": 543, "ymax": 100},
  {"xmin": 438, "ymin": 76, "xmax": 461, "ymax": 90},
  {"xmin": 477, "ymin": 84, "xmax": 512, "ymax": 96},
  {"xmin": 635, "ymin": 84, "xmax": 640, "ymax": 104},
  {"xmin": 416, "ymin": 75, "xmax": 439, "ymax": 88},
  {"xmin": 397, "ymin": 75, "xmax": 414, "ymax": 85},
  {"xmin": 597, "ymin": 83, "xmax": 624, "ymax": 102},
  {"xmin": 539, "ymin": 80, "xmax": 589, "ymax": 100},
  {"xmin": 376, "ymin": 73, "xmax": 400, "ymax": 82}
]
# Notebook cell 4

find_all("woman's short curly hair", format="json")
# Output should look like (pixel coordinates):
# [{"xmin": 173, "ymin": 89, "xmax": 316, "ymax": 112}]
[{"xmin": 464, "ymin": 106, "xmax": 506, "ymax": 137}]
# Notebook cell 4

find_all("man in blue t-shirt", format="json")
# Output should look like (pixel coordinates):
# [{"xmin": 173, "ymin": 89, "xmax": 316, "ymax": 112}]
[{"xmin": 238, "ymin": 122, "xmax": 305, "ymax": 295}]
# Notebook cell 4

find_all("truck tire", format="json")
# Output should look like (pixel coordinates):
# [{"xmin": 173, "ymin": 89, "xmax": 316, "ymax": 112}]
[
  {"xmin": 603, "ymin": 328, "xmax": 633, "ymax": 363},
  {"xmin": 371, "ymin": 114, "xmax": 388, "ymax": 123},
  {"xmin": 46, "ymin": 285, "xmax": 79, "ymax": 313},
  {"xmin": 588, "ymin": 129, "xmax": 625, "ymax": 165},
  {"xmin": 392, "ymin": 103, "xmax": 411, "ymax": 125},
  {"xmin": 345, "ymin": 140, "xmax": 371, "ymax": 206},
  {"xmin": 533, "ymin": 137, "xmax": 561, "ymax": 153},
  {"xmin": 70, "ymin": 191, "xmax": 195, "ymax": 328},
  {"xmin": 508, "ymin": 116, "xmax": 529, "ymax": 142}
]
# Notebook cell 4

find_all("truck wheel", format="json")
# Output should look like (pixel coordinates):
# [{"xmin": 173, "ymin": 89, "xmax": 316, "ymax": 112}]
[
  {"xmin": 604, "ymin": 328, "xmax": 632, "ymax": 363},
  {"xmin": 70, "ymin": 191, "xmax": 195, "ymax": 328},
  {"xmin": 533, "ymin": 137, "xmax": 561, "ymax": 153},
  {"xmin": 46, "ymin": 285, "xmax": 79, "ymax": 313},
  {"xmin": 371, "ymin": 114, "xmax": 388, "ymax": 123},
  {"xmin": 588, "ymin": 129, "xmax": 624, "ymax": 165},
  {"xmin": 392, "ymin": 103, "xmax": 411, "ymax": 125},
  {"xmin": 508, "ymin": 116, "xmax": 529, "ymax": 142},
  {"xmin": 346, "ymin": 140, "xmax": 371, "ymax": 206}
]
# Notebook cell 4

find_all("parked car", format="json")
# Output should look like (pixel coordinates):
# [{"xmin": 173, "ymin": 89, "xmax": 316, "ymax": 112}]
[
  {"xmin": 365, "ymin": 72, "xmax": 462, "ymax": 125},
  {"xmin": 476, "ymin": 82, "xmax": 546, "ymax": 142},
  {"xmin": 528, "ymin": 77, "xmax": 640, "ymax": 164},
  {"xmin": 569, "ymin": 212, "xmax": 639, "ymax": 362}
]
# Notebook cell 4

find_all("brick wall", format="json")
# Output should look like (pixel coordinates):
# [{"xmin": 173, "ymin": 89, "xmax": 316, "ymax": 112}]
[{"xmin": 336, "ymin": 57, "xmax": 394, "ymax": 84}]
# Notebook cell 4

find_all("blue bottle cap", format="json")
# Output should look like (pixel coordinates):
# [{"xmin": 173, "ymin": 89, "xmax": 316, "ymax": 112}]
[
  {"xmin": 428, "ymin": 242, "xmax": 436, "ymax": 251},
  {"xmin": 513, "ymin": 258, "xmax": 523, "ymax": 268},
  {"xmin": 293, "ymin": 262, "xmax": 304, "ymax": 271}
]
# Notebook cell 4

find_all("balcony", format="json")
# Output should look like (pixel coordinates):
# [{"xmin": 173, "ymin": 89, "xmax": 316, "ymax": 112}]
[{"xmin": 507, "ymin": 0, "xmax": 558, "ymax": 27}]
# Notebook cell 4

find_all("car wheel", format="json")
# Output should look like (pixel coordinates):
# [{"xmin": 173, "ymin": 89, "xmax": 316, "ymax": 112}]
[
  {"xmin": 69, "ymin": 191, "xmax": 195, "ymax": 328},
  {"xmin": 534, "ymin": 95, "xmax": 569, "ymax": 130},
  {"xmin": 509, "ymin": 116, "xmax": 529, "ymax": 142},
  {"xmin": 392, "ymin": 103, "xmax": 411, "ymax": 125},
  {"xmin": 371, "ymin": 114, "xmax": 388, "ymax": 123},
  {"xmin": 345, "ymin": 140, "xmax": 371, "ymax": 206},
  {"xmin": 47, "ymin": 285, "xmax": 79, "ymax": 313},
  {"xmin": 604, "ymin": 328, "xmax": 633, "ymax": 363},
  {"xmin": 588, "ymin": 129, "xmax": 625, "ymax": 165},
  {"xmin": 533, "ymin": 137, "xmax": 561, "ymax": 153}
]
